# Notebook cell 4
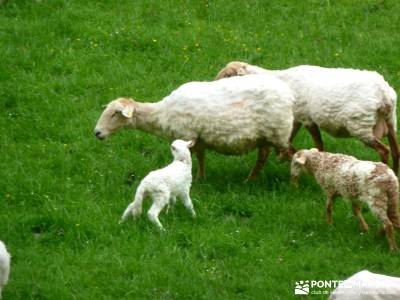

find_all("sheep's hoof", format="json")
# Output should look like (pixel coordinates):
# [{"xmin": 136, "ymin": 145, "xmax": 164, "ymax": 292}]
[{"xmin": 244, "ymin": 176, "xmax": 257, "ymax": 183}]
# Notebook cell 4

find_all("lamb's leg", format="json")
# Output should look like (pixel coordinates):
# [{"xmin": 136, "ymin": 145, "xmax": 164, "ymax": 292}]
[
  {"xmin": 147, "ymin": 194, "xmax": 169, "ymax": 230},
  {"xmin": 180, "ymin": 192, "xmax": 196, "ymax": 217},
  {"xmin": 383, "ymin": 219, "xmax": 397, "ymax": 251},
  {"xmin": 365, "ymin": 137, "xmax": 389, "ymax": 164},
  {"xmin": 326, "ymin": 191, "xmax": 337, "ymax": 224},
  {"xmin": 305, "ymin": 123, "xmax": 324, "ymax": 151},
  {"xmin": 247, "ymin": 146, "xmax": 270, "ymax": 180},
  {"xmin": 165, "ymin": 196, "xmax": 177, "ymax": 215},
  {"xmin": 370, "ymin": 202, "xmax": 398, "ymax": 251},
  {"xmin": 352, "ymin": 203, "xmax": 369, "ymax": 232}
]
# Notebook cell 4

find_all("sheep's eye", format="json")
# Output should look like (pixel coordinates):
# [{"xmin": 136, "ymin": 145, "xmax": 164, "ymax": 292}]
[{"xmin": 111, "ymin": 112, "xmax": 118, "ymax": 117}]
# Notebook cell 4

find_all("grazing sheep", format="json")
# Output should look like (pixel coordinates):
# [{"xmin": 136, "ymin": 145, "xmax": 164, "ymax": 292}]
[
  {"xmin": 291, "ymin": 149, "xmax": 400, "ymax": 251},
  {"xmin": 94, "ymin": 74, "xmax": 295, "ymax": 179},
  {"xmin": 0, "ymin": 241, "xmax": 10, "ymax": 298},
  {"xmin": 120, "ymin": 139, "xmax": 196, "ymax": 230},
  {"xmin": 216, "ymin": 62, "xmax": 399, "ymax": 173},
  {"xmin": 329, "ymin": 270, "xmax": 400, "ymax": 300}
]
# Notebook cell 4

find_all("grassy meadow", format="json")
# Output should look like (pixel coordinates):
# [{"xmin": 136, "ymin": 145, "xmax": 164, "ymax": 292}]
[{"xmin": 1, "ymin": 0, "xmax": 400, "ymax": 299}]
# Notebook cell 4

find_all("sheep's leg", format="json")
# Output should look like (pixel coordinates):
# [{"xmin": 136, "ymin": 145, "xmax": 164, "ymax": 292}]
[
  {"xmin": 180, "ymin": 192, "xmax": 196, "ymax": 217},
  {"xmin": 278, "ymin": 122, "xmax": 301, "ymax": 160},
  {"xmin": 305, "ymin": 123, "xmax": 324, "ymax": 151},
  {"xmin": 247, "ymin": 146, "xmax": 270, "ymax": 180},
  {"xmin": 147, "ymin": 194, "xmax": 169, "ymax": 230},
  {"xmin": 387, "ymin": 122, "xmax": 399, "ymax": 174},
  {"xmin": 365, "ymin": 138, "xmax": 389, "ymax": 164},
  {"xmin": 192, "ymin": 144, "xmax": 206, "ymax": 180},
  {"xmin": 289, "ymin": 121, "xmax": 302, "ymax": 144},
  {"xmin": 326, "ymin": 191, "xmax": 337, "ymax": 224},
  {"xmin": 352, "ymin": 203, "xmax": 369, "ymax": 232}
]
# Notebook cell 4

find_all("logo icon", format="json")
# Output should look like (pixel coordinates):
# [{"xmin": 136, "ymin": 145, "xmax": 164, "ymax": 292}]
[{"xmin": 295, "ymin": 280, "xmax": 310, "ymax": 295}]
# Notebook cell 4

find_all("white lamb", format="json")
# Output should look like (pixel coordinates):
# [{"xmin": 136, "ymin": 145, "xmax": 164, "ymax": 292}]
[
  {"xmin": 291, "ymin": 148, "xmax": 400, "ymax": 251},
  {"xmin": 216, "ymin": 62, "xmax": 399, "ymax": 173},
  {"xmin": 0, "ymin": 241, "xmax": 10, "ymax": 298},
  {"xmin": 94, "ymin": 74, "xmax": 295, "ymax": 180},
  {"xmin": 120, "ymin": 139, "xmax": 196, "ymax": 230}
]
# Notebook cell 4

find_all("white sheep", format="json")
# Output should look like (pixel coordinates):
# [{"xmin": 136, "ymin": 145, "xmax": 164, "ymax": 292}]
[
  {"xmin": 94, "ymin": 74, "xmax": 295, "ymax": 180},
  {"xmin": 216, "ymin": 62, "xmax": 399, "ymax": 173},
  {"xmin": 291, "ymin": 149, "xmax": 400, "ymax": 251},
  {"xmin": 0, "ymin": 241, "xmax": 10, "ymax": 298},
  {"xmin": 120, "ymin": 139, "xmax": 196, "ymax": 230},
  {"xmin": 329, "ymin": 270, "xmax": 400, "ymax": 300}
]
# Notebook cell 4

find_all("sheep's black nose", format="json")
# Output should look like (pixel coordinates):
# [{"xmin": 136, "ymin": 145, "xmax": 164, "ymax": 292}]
[{"xmin": 95, "ymin": 131, "xmax": 103, "ymax": 139}]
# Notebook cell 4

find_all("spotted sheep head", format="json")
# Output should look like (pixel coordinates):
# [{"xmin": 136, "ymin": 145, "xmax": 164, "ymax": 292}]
[
  {"xmin": 94, "ymin": 98, "xmax": 137, "ymax": 140},
  {"xmin": 215, "ymin": 61, "xmax": 249, "ymax": 80}
]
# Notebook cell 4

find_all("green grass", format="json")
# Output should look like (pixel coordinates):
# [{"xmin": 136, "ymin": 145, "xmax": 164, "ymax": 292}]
[{"xmin": 1, "ymin": 0, "xmax": 400, "ymax": 299}]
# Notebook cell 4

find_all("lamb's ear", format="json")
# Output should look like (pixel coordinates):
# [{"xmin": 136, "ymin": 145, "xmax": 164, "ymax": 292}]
[
  {"xmin": 294, "ymin": 155, "xmax": 307, "ymax": 165},
  {"xmin": 121, "ymin": 104, "xmax": 134, "ymax": 118},
  {"xmin": 187, "ymin": 139, "xmax": 197, "ymax": 148}
]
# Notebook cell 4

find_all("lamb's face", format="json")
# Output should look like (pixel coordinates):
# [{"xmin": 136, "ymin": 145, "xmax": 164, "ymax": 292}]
[
  {"xmin": 290, "ymin": 150, "xmax": 308, "ymax": 183},
  {"xmin": 291, "ymin": 149, "xmax": 320, "ymax": 182},
  {"xmin": 215, "ymin": 61, "xmax": 249, "ymax": 80},
  {"xmin": 94, "ymin": 98, "xmax": 135, "ymax": 140},
  {"xmin": 171, "ymin": 140, "xmax": 195, "ymax": 162}
]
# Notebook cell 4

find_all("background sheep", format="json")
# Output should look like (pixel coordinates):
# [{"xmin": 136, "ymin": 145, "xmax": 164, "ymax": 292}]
[
  {"xmin": 120, "ymin": 139, "xmax": 196, "ymax": 230},
  {"xmin": 216, "ymin": 62, "xmax": 399, "ymax": 173},
  {"xmin": 94, "ymin": 74, "xmax": 295, "ymax": 180},
  {"xmin": 329, "ymin": 270, "xmax": 400, "ymax": 300},
  {"xmin": 291, "ymin": 149, "xmax": 400, "ymax": 251},
  {"xmin": 0, "ymin": 241, "xmax": 10, "ymax": 298}
]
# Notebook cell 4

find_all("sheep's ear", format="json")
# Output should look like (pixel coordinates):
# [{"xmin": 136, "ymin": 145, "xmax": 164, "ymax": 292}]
[
  {"xmin": 295, "ymin": 155, "xmax": 307, "ymax": 165},
  {"xmin": 121, "ymin": 104, "xmax": 134, "ymax": 118},
  {"xmin": 187, "ymin": 139, "xmax": 197, "ymax": 148}
]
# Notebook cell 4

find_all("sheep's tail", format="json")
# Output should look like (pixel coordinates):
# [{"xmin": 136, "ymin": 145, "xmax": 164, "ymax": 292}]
[
  {"xmin": 387, "ymin": 182, "xmax": 400, "ymax": 230},
  {"xmin": 383, "ymin": 83, "xmax": 397, "ymax": 130},
  {"xmin": 380, "ymin": 82, "xmax": 399, "ymax": 174},
  {"xmin": 120, "ymin": 184, "xmax": 146, "ymax": 222}
]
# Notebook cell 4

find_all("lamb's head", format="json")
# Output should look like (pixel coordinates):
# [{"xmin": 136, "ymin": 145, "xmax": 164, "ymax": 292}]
[
  {"xmin": 215, "ymin": 61, "xmax": 250, "ymax": 80},
  {"xmin": 94, "ymin": 98, "xmax": 137, "ymax": 140},
  {"xmin": 290, "ymin": 148, "xmax": 319, "ymax": 183},
  {"xmin": 171, "ymin": 140, "xmax": 196, "ymax": 163}
]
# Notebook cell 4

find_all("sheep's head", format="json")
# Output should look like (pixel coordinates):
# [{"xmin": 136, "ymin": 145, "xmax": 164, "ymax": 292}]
[
  {"xmin": 94, "ymin": 98, "xmax": 136, "ymax": 140},
  {"xmin": 215, "ymin": 61, "xmax": 250, "ymax": 80},
  {"xmin": 290, "ymin": 148, "xmax": 319, "ymax": 184},
  {"xmin": 170, "ymin": 139, "xmax": 196, "ymax": 163}
]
